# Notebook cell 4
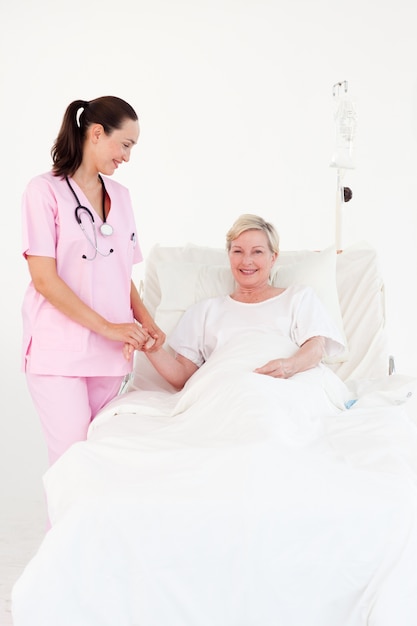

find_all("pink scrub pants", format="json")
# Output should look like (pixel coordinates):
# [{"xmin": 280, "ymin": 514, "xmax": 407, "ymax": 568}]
[{"xmin": 26, "ymin": 373, "xmax": 124, "ymax": 466}]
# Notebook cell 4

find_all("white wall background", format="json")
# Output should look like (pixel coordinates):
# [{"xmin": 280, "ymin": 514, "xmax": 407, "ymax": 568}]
[{"xmin": 1, "ymin": 0, "xmax": 416, "ymax": 510}]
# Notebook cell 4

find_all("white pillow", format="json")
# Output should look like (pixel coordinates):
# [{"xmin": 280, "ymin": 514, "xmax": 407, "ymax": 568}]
[
  {"xmin": 156, "ymin": 263, "xmax": 234, "ymax": 312},
  {"xmin": 153, "ymin": 245, "xmax": 348, "ymax": 364},
  {"xmin": 141, "ymin": 243, "xmax": 229, "ymax": 315}
]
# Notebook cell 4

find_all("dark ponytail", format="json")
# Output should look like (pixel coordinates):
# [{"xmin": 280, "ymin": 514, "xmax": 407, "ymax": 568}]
[{"xmin": 51, "ymin": 96, "xmax": 138, "ymax": 178}]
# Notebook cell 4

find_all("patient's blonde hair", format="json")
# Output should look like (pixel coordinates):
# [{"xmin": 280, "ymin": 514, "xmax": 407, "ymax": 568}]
[{"xmin": 226, "ymin": 214, "xmax": 280, "ymax": 254}]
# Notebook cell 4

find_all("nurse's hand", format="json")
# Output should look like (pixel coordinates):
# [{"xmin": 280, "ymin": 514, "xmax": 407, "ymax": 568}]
[
  {"xmin": 122, "ymin": 330, "xmax": 155, "ymax": 360},
  {"xmin": 123, "ymin": 343, "xmax": 135, "ymax": 361},
  {"xmin": 104, "ymin": 321, "xmax": 149, "ymax": 351}
]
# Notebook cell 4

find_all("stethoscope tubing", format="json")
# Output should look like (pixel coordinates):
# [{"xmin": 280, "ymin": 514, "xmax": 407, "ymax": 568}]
[{"xmin": 65, "ymin": 176, "xmax": 114, "ymax": 260}]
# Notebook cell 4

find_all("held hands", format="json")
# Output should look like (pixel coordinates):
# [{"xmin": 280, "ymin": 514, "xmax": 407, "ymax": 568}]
[
  {"xmin": 121, "ymin": 322, "xmax": 166, "ymax": 361},
  {"xmin": 101, "ymin": 321, "xmax": 163, "ymax": 361},
  {"xmin": 143, "ymin": 321, "xmax": 166, "ymax": 351}
]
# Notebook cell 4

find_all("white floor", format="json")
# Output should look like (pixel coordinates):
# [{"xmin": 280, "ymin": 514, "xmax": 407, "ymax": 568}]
[{"xmin": 0, "ymin": 497, "xmax": 47, "ymax": 625}]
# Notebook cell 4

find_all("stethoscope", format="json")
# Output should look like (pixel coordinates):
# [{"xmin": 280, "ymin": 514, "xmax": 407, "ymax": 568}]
[{"xmin": 65, "ymin": 175, "xmax": 114, "ymax": 260}]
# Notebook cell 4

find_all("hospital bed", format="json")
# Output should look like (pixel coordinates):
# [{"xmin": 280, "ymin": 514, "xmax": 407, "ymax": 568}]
[{"xmin": 11, "ymin": 241, "xmax": 417, "ymax": 626}]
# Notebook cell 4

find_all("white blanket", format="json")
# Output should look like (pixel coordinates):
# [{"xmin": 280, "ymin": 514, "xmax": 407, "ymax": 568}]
[{"xmin": 12, "ymin": 332, "xmax": 417, "ymax": 626}]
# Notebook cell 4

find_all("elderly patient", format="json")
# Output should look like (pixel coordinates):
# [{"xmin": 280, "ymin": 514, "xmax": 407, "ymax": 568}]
[{"xmin": 143, "ymin": 214, "xmax": 345, "ymax": 390}]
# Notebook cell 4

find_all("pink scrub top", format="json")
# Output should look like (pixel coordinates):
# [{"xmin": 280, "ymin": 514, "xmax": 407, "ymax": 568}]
[{"xmin": 21, "ymin": 171, "xmax": 143, "ymax": 376}]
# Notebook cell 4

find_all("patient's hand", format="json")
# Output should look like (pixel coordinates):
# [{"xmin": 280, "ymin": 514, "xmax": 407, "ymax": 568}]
[
  {"xmin": 142, "ymin": 335, "xmax": 157, "ymax": 351},
  {"xmin": 122, "ymin": 329, "xmax": 155, "ymax": 360},
  {"xmin": 254, "ymin": 358, "xmax": 293, "ymax": 379},
  {"xmin": 254, "ymin": 338, "xmax": 324, "ymax": 377},
  {"xmin": 144, "ymin": 325, "xmax": 166, "ymax": 351}
]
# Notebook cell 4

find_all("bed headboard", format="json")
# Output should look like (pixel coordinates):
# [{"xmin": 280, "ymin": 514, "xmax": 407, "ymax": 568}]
[{"xmin": 128, "ymin": 242, "xmax": 388, "ymax": 392}]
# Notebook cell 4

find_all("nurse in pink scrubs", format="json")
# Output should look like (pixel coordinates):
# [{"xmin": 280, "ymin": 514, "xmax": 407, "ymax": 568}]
[{"xmin": 21, "ymin": 95, "xmax": 165, "ymax": 466}]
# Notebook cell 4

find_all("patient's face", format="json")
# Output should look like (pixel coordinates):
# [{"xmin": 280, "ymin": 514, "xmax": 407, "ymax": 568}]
[{"xmin": 228, "ymin": 229, "xmax": 277, "ymax": 288}]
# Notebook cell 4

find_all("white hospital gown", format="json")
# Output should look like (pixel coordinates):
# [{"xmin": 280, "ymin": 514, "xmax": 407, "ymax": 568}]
[{"xmin": 168, "ymin": 284, "xmax": 345, "ymax": 367}]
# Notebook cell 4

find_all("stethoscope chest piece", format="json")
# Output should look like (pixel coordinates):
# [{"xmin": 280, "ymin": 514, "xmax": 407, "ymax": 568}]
[{"xmin": 100, "ymin": 222, "xmax": 113, "ymax": 237}]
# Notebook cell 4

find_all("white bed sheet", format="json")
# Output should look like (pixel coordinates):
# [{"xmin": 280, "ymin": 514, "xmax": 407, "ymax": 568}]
[{"xmin": 12, "ymin": 332, "xmax": 417, "ymax": 626}]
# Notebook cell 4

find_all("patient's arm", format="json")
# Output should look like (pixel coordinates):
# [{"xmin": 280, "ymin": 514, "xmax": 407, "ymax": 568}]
[
  {"xmin": 254, "ymin": 336, "xmax": 325, "ymax": 379},
  {"xmin": 145, "ymin": 348, "xmax": 199, "ymax": 390}
]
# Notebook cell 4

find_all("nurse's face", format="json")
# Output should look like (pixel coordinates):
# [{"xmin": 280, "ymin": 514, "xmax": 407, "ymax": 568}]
[{"xmin": 92, "ymin": 118, "xmax": 140, "ymax": 175}]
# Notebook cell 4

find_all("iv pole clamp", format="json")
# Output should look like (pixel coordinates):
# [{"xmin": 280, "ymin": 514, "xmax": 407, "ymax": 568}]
[{"xmin": 330, "ymin": 80, "xmax": 356, "ymax": 251}]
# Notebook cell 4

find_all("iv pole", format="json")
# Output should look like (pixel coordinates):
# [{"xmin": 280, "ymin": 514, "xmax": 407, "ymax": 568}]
[{"xmin": 330, "ymin": 81, "xmax": 356, "ymax": 250}]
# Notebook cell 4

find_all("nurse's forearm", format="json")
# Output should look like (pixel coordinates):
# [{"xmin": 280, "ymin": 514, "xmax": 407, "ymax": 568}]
[
  {"xmin": 130, "ymin": 281, "xmax": 151, "ymax": 325},
  {"xmin": 26, "ymin": 256, "xmax": 146, "ymax": 347},
  {"xmin": 130, "ymin": 281, "xmax": 166, "ymax": 349}
]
